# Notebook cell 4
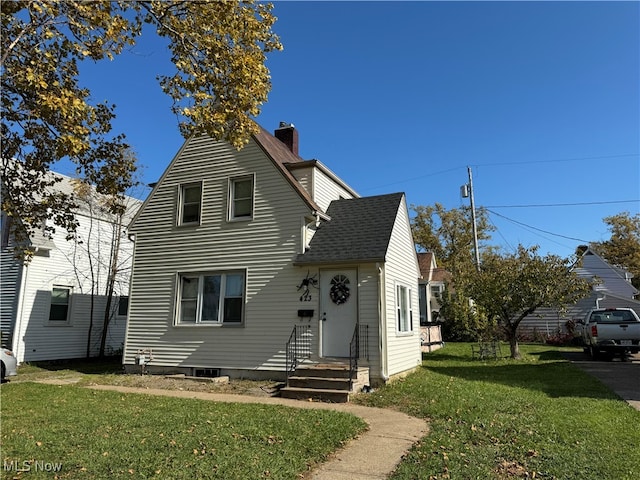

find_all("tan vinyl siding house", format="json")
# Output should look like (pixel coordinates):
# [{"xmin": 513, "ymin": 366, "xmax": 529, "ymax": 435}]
[
  {"xmin": 124, "ymin": 124, "xmax": 422, "ymax": 386},
  {"xmin": 125, "ymin": 135, "xmax": 315, "ymax": 371},
  {"xmin": 380, "ymin": 196, "xmax": 422, "ymax": 377}
]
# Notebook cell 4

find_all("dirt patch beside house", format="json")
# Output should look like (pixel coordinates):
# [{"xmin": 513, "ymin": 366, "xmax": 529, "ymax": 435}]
[
  {"xmin": 82, "ymin": 374, "xmax": 281, "ymax": 398},
  {"xmin": 13, "ymin": 366, "xmax": 281, "ymax": 398}
]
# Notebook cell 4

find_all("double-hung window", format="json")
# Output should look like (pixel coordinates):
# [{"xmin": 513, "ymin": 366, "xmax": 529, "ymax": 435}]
[
  {"xmin": 228, "ymin": 175, "xmax": 254, "ymax": 221},
  {"xmin": 177, "ymin": 272, "xmax": 245, "ymax": 325},
  {"xmin": 178, "ymin": 182, "xmax": 202, "ymax": 225},
  {"xmin": 49, "ymin": 286, "xmax": 71, "ymax": 323},
  {"xmin": 396, "ymin": 284, "xmax": 413, "ymax": 333}
]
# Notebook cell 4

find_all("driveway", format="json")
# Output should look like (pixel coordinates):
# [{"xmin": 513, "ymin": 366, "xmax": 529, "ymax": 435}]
[{"xmin": 563, "ymin": 351, "xmax": 640, "ymax": 411}]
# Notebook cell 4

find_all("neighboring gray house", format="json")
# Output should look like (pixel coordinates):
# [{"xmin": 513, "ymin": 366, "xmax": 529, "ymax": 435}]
[
  {"xmin": 123, "ymin": 123, "xmax": 422, "ymax": 387},
  {"xmin": 1, "ymin": 172, "xmax": 141, "ymax": 363},
  {"xmin": 519, "ymin": 246, "xmax": 640, "ymax": 339}
]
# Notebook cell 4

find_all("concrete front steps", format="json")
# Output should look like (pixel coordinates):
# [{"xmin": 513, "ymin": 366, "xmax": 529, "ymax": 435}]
[{"xmin": 280, "ymin": 363, "xmax": 370, "ymax": 403}]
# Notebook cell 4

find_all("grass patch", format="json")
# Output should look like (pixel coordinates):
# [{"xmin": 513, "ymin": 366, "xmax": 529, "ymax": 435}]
[
  {"xmin": 1, "ymin": 383, "xmax": 366, "ymax": 479},
  {"xmin": 354, "ymin": 343, "xmax": 640, "ymax": 480}
]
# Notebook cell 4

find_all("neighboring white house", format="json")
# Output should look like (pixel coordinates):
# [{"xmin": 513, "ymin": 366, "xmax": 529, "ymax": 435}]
[
  {"xmin": 518, "ymin": 246, "xmax": 640, "ymax": 339},
  {"xmin": 123, "ymin": 123, "xmax": 422, "ymax": 386},
  {"xmin": 1, "ymin": 172, "xmax": 141, "ymax": 363}
]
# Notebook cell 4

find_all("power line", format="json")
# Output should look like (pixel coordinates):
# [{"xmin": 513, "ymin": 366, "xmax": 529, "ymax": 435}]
[
  {"xmin": 362, "ymin": 153, "xmax": 638, "ymax": 193},
  {"xmin": 486, "ymin": 209, "xmax": 591, "ymax": 243},
  {"xmin": 485, "ymin": 199, "xmax": 639, "ymax": 208},
  {"xmin": 472, "ymin": 153, "xmax": 639, "ymax": 168},
  {"xmin": 361, "ymin": 166, "xmax": 462, "ymax": 191},
  {"xmin": 487, "ymin": 214, "xmax": 516, "ymax": 252}
]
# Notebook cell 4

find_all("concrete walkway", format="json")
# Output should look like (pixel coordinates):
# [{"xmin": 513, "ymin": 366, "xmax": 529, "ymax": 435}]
[{"xmin": 90, "ymin": 385, "xmax": 428, "ymax": 480}]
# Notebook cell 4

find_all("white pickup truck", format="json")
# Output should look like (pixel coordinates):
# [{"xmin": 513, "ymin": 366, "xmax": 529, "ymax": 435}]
[{"xmin": 581, "ymin": 308, "xmax": 640, "ymax": 359}]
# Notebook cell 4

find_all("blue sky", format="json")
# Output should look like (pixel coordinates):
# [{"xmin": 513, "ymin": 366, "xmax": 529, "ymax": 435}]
[{"xmin": 73, "ymin": 1, "xmax": 639, "ymax": 259}]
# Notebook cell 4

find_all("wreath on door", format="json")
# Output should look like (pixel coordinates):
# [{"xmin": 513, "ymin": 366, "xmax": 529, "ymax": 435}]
[{"xmin": 329, "ymin": 275, "xmax": 350, "ymax": 305}]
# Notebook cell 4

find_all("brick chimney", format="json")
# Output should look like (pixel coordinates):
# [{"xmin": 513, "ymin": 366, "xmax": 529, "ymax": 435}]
[{"xmin": 274, "ymin": 122, "xmax": 299, "ymax": 155}]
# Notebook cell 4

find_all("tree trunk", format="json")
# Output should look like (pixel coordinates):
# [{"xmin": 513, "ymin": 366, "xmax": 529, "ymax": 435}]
[
  {"xmin": 509, "ymin": 335, "xmax": 521, "ymax": 359},
  {"xmin": 99, "ymin": 214, "xmax": 123, "ymax": 358},
  {"xmin": 504, "ymin": 322, "xmax": 521, "ymax": 359}
]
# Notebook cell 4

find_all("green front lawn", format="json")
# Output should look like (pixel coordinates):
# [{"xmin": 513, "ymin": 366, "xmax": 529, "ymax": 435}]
[
  {"xmin": 355, "ymin": 343, "xmax": 640, "ymax": 480},
  {"xmin": 1, "ymin": 383, "xmax": 366, "ymax": 479},
  {"xmin": 3, "ymin": 345, "xmax": 639, "ymax": 479}
]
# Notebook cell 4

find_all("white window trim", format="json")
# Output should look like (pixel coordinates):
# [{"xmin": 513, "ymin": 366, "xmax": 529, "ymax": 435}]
[
  {"xmin": 396, "ymin": 283, "xmax": 414, "ymax": 334},
  {"xmin": 47, "ymin": 285, "xmax": 73, "ymax": 326},
  {"xmin": 227, "ymin": 174, "xmax": 255, "ymax": 222},
  {"xmin": 174, "ymin": 270, "xmax": 246, "ymax": 326},
  {"xmin": 177, "ymin": 181, "xmax": 203, "ymax": 226}
]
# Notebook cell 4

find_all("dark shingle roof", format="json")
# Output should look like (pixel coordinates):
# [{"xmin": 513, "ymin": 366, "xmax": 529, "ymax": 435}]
[
  {"xmin": 252, "ymin": 126, "xmax": 322, "ymax": 214},
  {"xmin": 294, "ymin": 193, "xmax": 405, "ymax": 265}
]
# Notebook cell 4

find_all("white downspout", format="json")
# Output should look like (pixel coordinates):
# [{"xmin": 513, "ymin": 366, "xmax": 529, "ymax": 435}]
[
  {"xmin": 302, "ymin": 213, "xmax": 322, "ymax": 253},
  {"xmin": 377, "ymin": 263, "xmax": 389, "ymax": 382},
  {"xmin": 13, "ymin": 257, "xmax": 30, "ymax": 363}
]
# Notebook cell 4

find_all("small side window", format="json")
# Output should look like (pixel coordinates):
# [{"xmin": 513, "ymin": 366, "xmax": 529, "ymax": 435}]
[
  {"xmin": 117, "ymin": 296, "xmax": 129, "ymax": 316},
  {"xmin": 396, "ymin": 285, "xmax": 413, "ymax": 333},
  {"xmin": 49, "ymin": 287, "xmax": 71, "ymax": 323}
]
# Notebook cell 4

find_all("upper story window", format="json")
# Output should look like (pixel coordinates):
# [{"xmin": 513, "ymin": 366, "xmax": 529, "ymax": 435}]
[
  {"xmin": 396, "ymin": 284, "xmax": 413, "ymax": 333},
  {"xmin": 49, "ymin": 286, "xmax": 71, "ymax": 323},
  {"xmin": 176, "ymin": 271, "xmax": 245, "ymax": 325},
  {"xmin": 178, "ymin": 182, "xmax": 202, "ymax": 226},
  {"xmin": 228, "ymin": 175, "xmax": 254, "ymax": 221}
]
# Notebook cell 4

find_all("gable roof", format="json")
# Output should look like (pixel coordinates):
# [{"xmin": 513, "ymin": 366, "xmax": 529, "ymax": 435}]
[
  {"xmin": 574, "ymin": 246, "xmax": 638, "ymax": 297},
  {"xmin": 131, "ymin": 125, "xmax": 327, "ymax": 230},
  {"xmin": 252, "ymin": 125, "xmax": 324, "ymax": 216},
  {"xmin": 417, "ymin": 252, "xmax": 435, "ymax": 279},
  {"xmin": 2, "ymin": 168, "xmax": 141, "ymax": 250},
  {"xmin": 431, "ymin": 267, "xmax": 452, "ymax": 283},
  {"xmin": 294, "ymin": 193, "xmax": 405, "ymax": 265},
  {"xmin": 417, "ymin": 252, "xmax": 452, "ymax": 283}
]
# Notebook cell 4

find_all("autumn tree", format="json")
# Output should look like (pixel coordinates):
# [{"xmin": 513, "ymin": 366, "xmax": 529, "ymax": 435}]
[
  {"xmin": 61, "ymin": 178, "xmax": 139, "ymax": 358},
  {"xmin": 1, "ymin": 0, "xmax": 281, "ymax": 259},
  {"xmin": 590, "ymin": 212, "xmax": 640, "ymax": 289},
  {"xmin": 411, "ymin": 203, "xmax": 494, "ymax": 276},
  {"xmin": 411, "ymin": 203, "xmax": 496, "ymax": 340},
  {"xmin": 466, "ymin": 246, "xmax": 591, "ymax": 359}
]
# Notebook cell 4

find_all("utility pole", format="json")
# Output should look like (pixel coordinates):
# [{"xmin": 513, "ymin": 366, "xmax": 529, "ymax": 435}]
[{"xmin": 461, "ymin": 166, "xmax": 480, "ymax": 271}]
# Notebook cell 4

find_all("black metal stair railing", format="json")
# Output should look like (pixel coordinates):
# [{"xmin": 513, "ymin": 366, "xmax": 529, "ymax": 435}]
[
  {"xmin": 348, "ymin": 324, "xmax": 369, "ymax": 390},
  {"xmin": 285, "ymin": 324, "xmax": 312, "ymax": 387}
]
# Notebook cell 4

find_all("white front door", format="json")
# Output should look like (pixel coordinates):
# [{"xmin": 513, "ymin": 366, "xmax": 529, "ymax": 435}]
[{"xmin": 321, "ymin": 269, "xmax": 357, "ymax": 358}]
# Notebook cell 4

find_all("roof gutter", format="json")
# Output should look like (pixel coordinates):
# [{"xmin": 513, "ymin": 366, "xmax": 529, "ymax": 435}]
[{"xmin": 312, "ymin": 210, "xmax": 330, "ymax": 222}]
